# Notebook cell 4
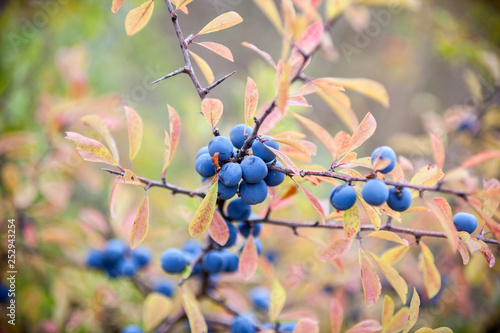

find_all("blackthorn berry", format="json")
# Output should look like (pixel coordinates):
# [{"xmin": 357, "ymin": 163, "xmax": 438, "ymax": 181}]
[
  {"xmin": 218, "ymin": 181, "xmax": 238, "ymax": 200},
  {"xmin": 249, "ymin": 287, "xmax": 270, "ymax": 310},
  {"xmin": 362, "ymin": 179, "xmax": 389, "ymax": 206},
  {"xmin": 86, "ymin": 249, "xmax": 104, "ymax": 269},
  {"xmin": 238, "ymin": 221, "xmax": 262, "ymax": 237},
  {"xmin": 241, "ymin": 156, "xmax": 268, "ymax": 183},
  {"xmin": 227, "ymin": 198, "xmax": 252, "ymax": 221},
  {"xmin": 453, "ymin": 212, "xmax": 478, "ymax": 233},
  {"xmin": 208, "ymin": 136, "xmax": 233, "ymax": 161},
  {"xmin": 230, "ymin": 124, "xmax": 253, "ymax": 149},
  {"xmin": 202, "ymin": 250, "xmax": 226, "ymax": 274},
  {"xmin": 264, "ymin": 161, "xmax": 285, "ymax": 187},
  {"xmin": 252, "ymin": 136, "xmax": 279, "ymax": 162},
  {"xmin": 387, "ymin": 186, "xmax": 413, "ymax": 212},
  {"xmin": 239, "ymin": 180, "xmax": 268, "ymax": 205},
  {"xmin": 196, "ymin": 146, "xmax": 209, "ymax": 158},
  {"xmin": 371, "ymin": 146, "xmax": 397, "ymax": 174},
  {"xmin": 224, "ymin": 221, "xmax": 238, "ymax": 247},
  {"xmin": 195, "ymin": 153, "xmax": 216, "ymax": 178},
  {"xmin": 154, "ymin": 278, "xmax": 175, "ymax": 297},
  {"xmin": 220, "ymin": 162, "xmax": 243, "ymax": 187},
  {"xmin": 131, "ymin": 246, "xmax": 151, "ymax": 267},
  {"xmin": 121, "ymin": 325, "xmax": 143, "ymax": 333},
  {"xmin": 231, "ymin": 315, "xmax": 256, "ymax": 333},
  {"xmin": 330, "ymin": 185, "xmax": 357, "ymax": 211},
  {"xmin": 160, "ymin": 248, "xmax": 188, "ymax": 274}
]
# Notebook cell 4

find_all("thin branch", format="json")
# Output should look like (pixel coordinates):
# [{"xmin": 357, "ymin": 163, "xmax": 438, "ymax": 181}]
[
  {"xmin": 203, "ymin": 70, "xmax": 237, "ymax": 95},
  {"xmin": 149, "ymin": 67, "xmax": 187, "ymax": 85}
]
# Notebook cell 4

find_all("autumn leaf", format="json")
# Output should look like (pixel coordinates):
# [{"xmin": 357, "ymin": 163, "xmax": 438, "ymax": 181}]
[
  {"xmin": 189, "ymin": 51, "xmax": 214, "ymax": 84},
  {"xmin": 252, "ymin": 0, "xmax": 283, "ymax": 32},
  {"xmin": 81, "ymin": 114, "xmax": 119, "ymax": 163},
  {"xmin": 292, "ymin": 178, "xmax": 326, "ymax": 224},
  {"xmin": 167, "ymin": 104, "xmax": 181, "ymax": 163},
  {"xmin": 328, "ymin": 77, "xmax": 389, "ymax": 107},
  {"xmin": 109, "ymin": 182, "xmax": 119, "ymax": 219},
  {"xmin": 239, "ymin": 234, "xmax": 258, "ymax": 280},
  {"xmin": 65, "ymin": 132, "xmax": 117, "ymax": 166},
  {"xmin": 293, "ymin": 318, "xmax": 319, "ymax": 333},
  {"xmin": 291, "ymin": 112, "xmax": 337, "ymax": 157},
  {"xmin": 241, "ymin": 42, "xmax": 276, "ymax": 68},
  {"xmin": 111, "ymin": 0, "xmax": 124, "ymax": 14},
  {"xmin": 382, "ymin": 295, "xmax": 395, "ymax": 327},
  {"xmin": 429, "ymin": 132, "xmax": 445, "ymax": 169},
  {"xmin": 319, "ymin": 90, "xmax": 359, "ymax": 133},
  {"xmin": 350, "ymin": 113, "xmax": 377, "ymax": 151},
  {"xmin": 245, "ymin": 77, "xmax": 259, "ymax": 124},
  {"xmin": 180, "ymin": 285, "xmax": 208, "ymax": 333},
  {"xmin": 208, "ymin": 210, "xmax": 229, "ymax": 246},
  {"xmin": 143, "ymin": 293, "xmax": 172, "ymax": 332},
  {"xmin": 385, "ymin": 307, "xmax": 409, "ymax": 333},
  {"xmin": 175, "ymin": 0, "xmax": 195, "ymax": 11},
  {"xmin": 369, "ymin": 252, "xmax": 408, "ymax": 303},
  {"xmin": 419, "ymin": 242, "xmax": 441, "ymax": 299},
  {"xmin": 359, "ymin": 249, "xmax": 382, "ymax": 307},
  {"xmin": 269, "ymin": 278, "xmax": 286, "ymax": 322},
  {"xmin": 125, "ymin": 105, "xmax": 143, "ymax": 161},
  {"xmin": 319, "ymin": 238, "xmax": 353, "ymax": 261},
  {"xmin": 188, "ymin": 182, "xmax": 218, "ymax": 237},
  {"xmin": 358, "ymin": 196, "xmax": 382, "ymax": 230},
  {"xmin": 366, "ymin": 231, "xmax": 409, "ymax": 246},
  {"xmin": 116, "ymin": 169, "xmax": 143, "ymax": 187},
  {"xmin": 196, "ymin": 41, "xmax": 234, "ymax": 62},
  {"xmin": 161, "ymin": 129, "xmax": 171, "ymax": 180},
  {"xmin": 409, "ymin": 164, "xmax": 444, "ymax": 196},
  {"xmin": 198, "ymin": 11, "xmax": 243, "ymax": 35},
  {"xmin": 381, "ymin": 245, "xmax": 410, "ymax": 266},
  {"xmin": 266, "ymin": 146, "xmax": 300, "ymax": 176},
  {"xmin": 130, "ymin": 195, "xmax": 149, "ymax": 249},
  {"xmin": 343, "ymin": 205, "xmax": 360, "ymax": 239},
  {"xmin": 330, "ymin": 298, "xmax": 343, "ymax": 333},
  {"xmin": 427, "ymin": 198, "xmax": 458, "ymax": 252},
  {"xmin": 346, "ymin": 320, "xmax": 383, "ymax": 333},
  {"xmin": 403, "ymin": 288, "xmax": 420, "ymax": 333},
  {"xmin": 125, "ymin": 0, "xmax": 154, "ymax": 36},
  {"xmin": 461, "ymin": 150, "xmax": 500, "ymax": 169}
]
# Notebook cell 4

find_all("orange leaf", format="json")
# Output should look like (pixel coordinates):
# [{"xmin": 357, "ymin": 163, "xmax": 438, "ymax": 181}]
[
  {"xmin": 198, "ymin": 11, "xmax": 243, "ymax": 35},
  {"xmin": 292, "ymin": 178, "xmax": 326, "ymax": 224},
  {"xmin": 267, "ymin": 146, "xmax": 300, "ymax": 176},
  {"xmin": 252, "ymin": 0, "xmax": 283, "ymax": 33},
  {"xmin": 461, "ymin": 150, "xmax": 500, "ymax": 169},
  {"xmin": 291, "ymin": 112, "xmax": 336, "ymax": 157},
  {"xmin": 433, "ymin": 197, "xmax": 453, "ymax": 220},
  {"xmin": 319, "ymin": 238, "xmax": 353, "ymax": 261},
  {"xmin": 334, "ymin": 131, "xmax": 353, "ymax": 158},
  {"xmin": 239, "ymin": 234, "xmax": 258, "ymax": 280},
  {"xmin": 359, "ymin": 249, "xmax": 382, "ymax": 307},
  {"xmin": 369, "ymin": 252, "xmax": 408, "ymax": 304},
  {"xmin": 327, "ymin": 77, "xmax": 389, "ymax": 107},
  {"xmin": 125, "ymin": 105, "xmax": 143, "ymax": 161},
  {"xmin": 351, "ymin": 112, "xmax": 377, "ymax": 151},
  {"xmin": 116, "ymin": 169, "xmax": 143, "ymax": 187},
  {"xmin": 125, "ymin": 0, "xmax": 154, "ymax": 36},
  {"xmin": 330, "ymin": 298, "xmax": 343, "ymax": 333},
  {"xmin": 419, "ymin": 242, "xmax": 441, "ymax": 299},
  {"xmin": 277, "ymin": 64, "xmax": 291, "ymax": 115},
  {"xmin": 297, "ymin": 21, "xmax": 324, "ymax": 53},
  {"xmin": 269, "ymin": 278, "xmax": 286, "ymax": 322},
  {"xmin": 196, "ymin": 41, "xmax": 234, "ymax": 62},
  {"xmin": 65, "ymin": 132, "xmax": 117, "ymax": 166},
  {"xmin": 427, "ymin": 199, "xmax": 458, "ymax": 252},
  {"xmin": 81, "ymin": 114, "xmax": 120, "ymax": 163},
  {"xmin": 382, "ymin": 295, "xmax": 395, "ymax": 327},
  {"xmin": 161, "ymin": 129, "xmax": 171, "ymax": 180},
  {"xmin": 130, "ymin": 195, "xmax": 149, "ymax": 249},
  {"xmin": 174, "ymin": 0, "xmax": 194, "ymax": 11},
  {"xmin": 180, "ymin": 285, "xmax": 208, "ymax": 333},
  {"xmin": 476, "ymin": 239, "xmax": 496, "ymax": 268},
  {"xmin": 403, "ymin": 288, "xmax": 420, "ymax": 333},
  {"xmin": 208, "ymin": 210, "xmax": 229, "ymax": 246},
  {"xmin": 188, "ymin": 182, "xmax": 218, "ymax": 237},
  {"xmin": 293, "ymin": 318, "xmax": 319, "ymax": 333},
  {"xmin": 429, "ymin": 132, "xmax": 445, "ymax": 169},
  {"xmin": 346, "ymin": 320, "xmax": 383, "ymax": 333},
  {"xmin": 241, "ymin": 41, "xmax": 276, "ymax": 68},
  {"xmin": 318, "ymin": 90, "xmax": 358, "ymax": 133},
  {"xmin": 272, "ymin": 138, "xmax": 312, "ymax": 156},
  {"xmin": 245, "ymin": 77, "xmax": 259, "ymax": 124},
  {"xmin": 111, "ymin": 0, "xmax": 124, "ymax": 13},
  {"xmin": 201, "ymin": 98, "xmax": 223, "ymax": 128},
  {"xmin": 366, "ymin": 231, "xmax": 409, "ymax": 246},
  {"xmin": 343, "ymin": 205, "xmax": 360, "ymax": 239},
  {"xmin": 168, "ymin": 104, "xmax": 181, "ymax": 163},
  {"xmin": 189, "ymin": 51, "xmax": 214, "ymax": 85}
]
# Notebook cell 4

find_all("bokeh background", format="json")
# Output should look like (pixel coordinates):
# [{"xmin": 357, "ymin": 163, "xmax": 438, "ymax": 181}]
[{"xmin": 1, "ymin": 0, "xmax": 500, "ymax": 332}]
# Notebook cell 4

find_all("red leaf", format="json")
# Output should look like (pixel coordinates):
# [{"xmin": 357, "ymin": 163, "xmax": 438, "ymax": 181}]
[
  {"xmin": 109, "ymin": 182, "xmax": 119, "ymax": 219},
  {"xmin": 350, "ymin": 112, "xmax": 377, "ymax": 151},
  {"xmin": 111, "ymin": 0, "xmax": 124, "ymax": 13},
  {"xmin": 239, "ymin": 235, "xmax": 258, "ymax": 280},
  {"xmin": 196, "ymin": 41, "xmax": 234, "ymax": 62},
  {"xmin": 359, "ymin": 249, "xmax": 382, "ymax": 307},
  {"xmin": 208, "ymin": 210, "xmax": 229, "ymax": 246},
  {"xmin": 330, "ymin": 298, "xmax": 343, "ymax": 333},
  {"xmin": 293, "ymin": 318, "xmax": 319, "ymax": 333},
  {"xmin": 292, "ymin": 178, "xmax": 326, "ymax": 224},
  {"xmin": 130, "ymin": 195, "xmax": 149, "ymax": 249},
  {"xmin": 319, "ymin": 238, "xmax": 353, "ymax": 261},
  {"xmin": 461, "ymin": 150, "xmax": 500, "ymax": 169}
]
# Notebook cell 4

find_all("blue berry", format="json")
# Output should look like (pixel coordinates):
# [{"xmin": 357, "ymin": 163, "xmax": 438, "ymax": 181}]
[
  {"xmin": 161, "ymin": 248, "xmax": 188, "ymax": 274},
  {"xmin": 220, "ymin": 162, "xmax": 243, "ymax": 187},
  {"xmin": 218, "ymin": 181, "xmax": 238, "ymax": 200},
  {"xmin": 249, "ymin": 287, "xmax": 271, "ymax": 310},
  {"xmin": 131, "ymin": 246, "xmax": 151, "ymax": 267},
  {"xmin": 154, "ymin": 279, "xmax": 175, "ymax": 297},
  {"xmin": 223, "ymin": 252, "xmax": 239, "ymax": 272},
  {"xmin": 208, "ymin": 136, "xmax": 233, "ymax": 161},
  {"xmin": 453, "ymin": 212, "xmax": 478, "ymax": 233},
  {"xmin": 230, "ymin": 124, "xmax": 253, "ymax": 149},
  {"xmin": 387, "ymin": 187, "xmax": 413, "ymax": 212},
  {"xmin": 182, "ymin": 240, "xmax": 202, "ymax": 255},
  {"xmin": 362, "ymin": 179, "xmax": 389, "ymax": 206},
  {"xmin": 0, "ymin": 283, "xmax": 10, "ymax": 302},
  {"xmin": 239, "ymin": 180, "xmax": 268, "ymax": 205},
  {"xmin": 117, "ymin": 258, "xmax": 138, "ymax": 277},
  {"xmin": 104, "ymin": 239, "xmax": 128, "ymax": 264},
  {"xmin": 196, "ymin": 146, "xmax": 209, "ymax": 158},
  {"xmin": 252, "ymin": 136, "xmax": 279, "ymax": 162},
  {"xmin": 121, "ymin": 325, "xmax": 143, "ymax": 333},
  {"xmin": 224, "ymin": 221, "xmax": 238, "ymax": 247},
  {"xmin": 227, "ymin": 198, "xmax": 252, "ymax": 221},
  {"xmin": 241, "ymin": 156, "xmax": 268, "ymax": 183},
  {"xmin": 280, "ymin": 322, "xmax": 297, "ymax": 332},
  {"xmin": 238, "ymin": 222, "xmax": 262, "ymax": 237},
  {"xmin": 330, "ymin": 185, "xmax": 357, "ymax": 211},
  {"xmin": 202, "ymin": 251, "xmax": 226, "ymax": 274},
  {"xmin": 86, "ymin": 249, "xmax": 104, "ymax": 269},
  {"xmin": 264, "ymin": 161, "xmax": 285, "ymax": 186},
  {"xmin": 231, "ymin": 315, "xmax": 256, "ymax": 333},
  {"xmin": 371, "ymin": 146, "xmax": 397, "ymax": 174},
  {"xmin": 195, "ymin": 153, "xmax": 216, "ymax": 178}
]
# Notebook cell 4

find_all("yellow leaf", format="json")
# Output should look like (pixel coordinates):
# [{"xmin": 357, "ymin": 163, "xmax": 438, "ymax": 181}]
[
  {"xmin": 269, "ymin": 279, "xmax": 286, "ymax": 322},
  {"xmin": 252, "ymin": 0, "xmax": 283, "ymax": 32},
  {"xmin": 419, "ymin": 242, "xmax": 441, "ymax": 299},
  {"xmin": 291, "ymin": 112, "xmax": 337, "ymax": 157},
  {"xmin": 382, "ymin": 295, "xmax": 395, "ymax": 327},
  {"xmin": 180, "ymin": 285, "xmax": 208, "ymax": 333},
  {"xmin": 318, "ymin": 90, "xmax": 358, "ymax": 133},
  {"xmin": 403, "ymin": 288, "xmax": 420, "ymax": 333},
  {"xmin": 326, "ymin": 0, "xmax": 351, "ymax": 19},
  {"xmin": 111, "ymin": 0, "xmax": 124, "ymax": 14},
  {"xmin": 385, "ymin": 307, "xmax": 409, "ymax": 333},
  {"xmin": 359, "ymin": 249, "xmax": 381, "ymax": 307},
  {"xmin": 167, "ymin": 104, "xmax": 182, "ymax": 165},
  {"xmin": 175, "ymin": 0, "xmax": 195, "ymax": 11},
  {"xmin": 143, "ymin": 293, "xmax": 172, "ymax": 332},
  {"xmin": 414, "ymin": 329, "xmax": 435, "ymax": 333},
  {"xmin": 189, "ymin": 51, "xmax": 214, "ymax": 85},
  {"xmin": 245, "ymin": 77, "xmax": 259, "ymax": 124},
  {"xmin": 125, "ymin": 105, "xmax": 143, "ymax": 161},
  {"xmin": 327, "ymin": 77, "xmax": 389, "ymax": 107},
  {"xmin": 196, "ymin": 41, "xmax": 234, "ymax": 61},
  {"xmin": 319, "ymin": 238, "xmax": 353, "ymax": 261},
  {"xmin": 188, "ymin": 182, "xmax": 218, "ymax": 237},
  {"xmin": 65, "ymin": 132, "xmax": 117, "ymax": 166},
  {"xmin": 116, "ymin": 169, "xmax": 143, "ymax": 187},
  {"xmin": 369, "ymin": 252, "xmax": 408, "ymax": 303},
  {"xmin": 208, "ymin": 210, "xmax": 229, "ymax": 246},
  {"xmin": 161, "ymin": 129, "xmax": 171, "ymax": 180},
  {"xmin": 130, "ymin": 195, "xmax": 149, "ymax": 249},
  {"xmin": 201, "ymin": 98, "xmax": 223, "ymax": 128},
  {"xmin": 343, "ymin": 205, "xmax": 360, "ymax": 239},
  {"xmin": 125, "ymin": 0, "xmax": 154, "ymax": 36},
  {"xmin": 366, "ymin": 231, "xmax": 409, "ymax": 246},
  {"xmin": 409, "ymin": 164, "xmax": 444, "ymax": 197},
  {"xmin": 81, "ymin": 114, "xmax": 120, "ymax": 163},
  {"xmin": 198, "ymin": 11, "xmax": 243, "ymax": 35},
  {"xmin": 381, "ymin": 245, "xmax": 410, "ymax": 266},
  {"xmin": 358, "ymin": 196, "xmax": 382, "ymax": 230},
  {"xmin": 239, "ymin": 235, "xmax": 258, "ymax": 281}
]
